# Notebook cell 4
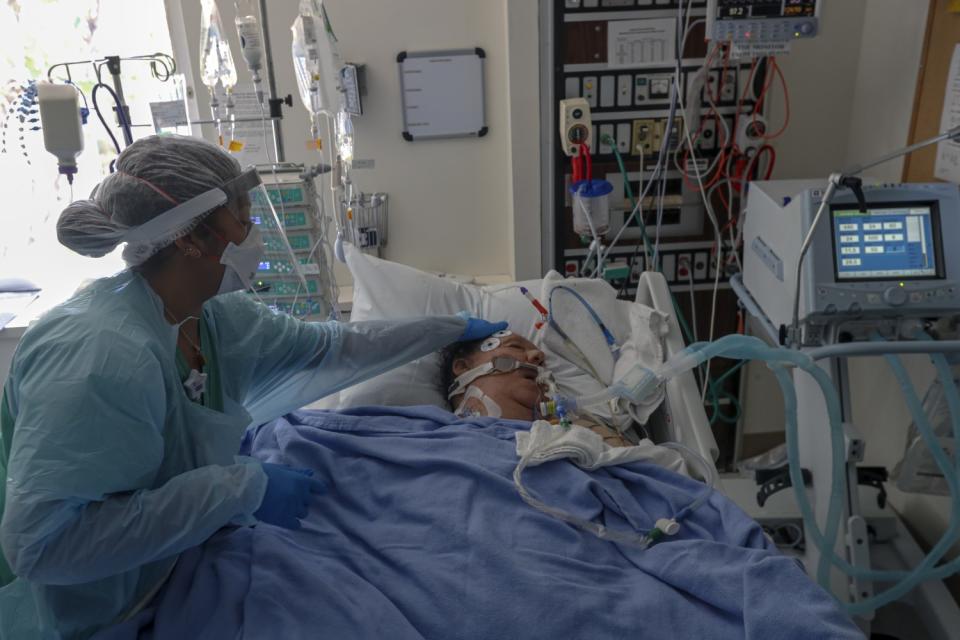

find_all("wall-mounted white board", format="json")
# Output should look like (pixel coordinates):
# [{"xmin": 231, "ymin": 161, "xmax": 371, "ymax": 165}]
[{"xmin": 398, "ymin": 48, "xmax": 487, "ymax": 141}]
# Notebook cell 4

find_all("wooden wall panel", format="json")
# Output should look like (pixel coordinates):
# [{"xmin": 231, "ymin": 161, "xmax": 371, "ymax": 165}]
[{"xmin": 903, "ymin": 0, "xmax": 960, "ymax": 182}]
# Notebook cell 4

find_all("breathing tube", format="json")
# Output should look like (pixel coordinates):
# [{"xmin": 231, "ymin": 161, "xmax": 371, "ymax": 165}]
[
  {"xmin": 554, "ymin": 332, "xmax": 960, "ymax": 613},
  {"xmin": 772, "ymin": 337, "xmax": 960, "ymax": 616}
]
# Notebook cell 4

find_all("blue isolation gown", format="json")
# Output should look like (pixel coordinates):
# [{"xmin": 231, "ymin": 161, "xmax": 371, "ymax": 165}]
[{"xmin": 0, "ymin": 270, "xmax": 465, "ymax": 638}]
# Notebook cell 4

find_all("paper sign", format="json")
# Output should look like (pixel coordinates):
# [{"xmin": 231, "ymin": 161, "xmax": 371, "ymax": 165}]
[
  {"xmin": 607, "ymin": 18, "xmax": 677, "ymax": 67},
  {"xmin": 149, "ymin": 100, "xmax": 187, "ymax": 132},
  {"xmin": 934, "ymin": 45, "xmax": 960, "ymax": 184}
]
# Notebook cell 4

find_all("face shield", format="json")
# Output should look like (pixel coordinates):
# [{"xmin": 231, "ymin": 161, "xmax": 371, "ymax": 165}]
[{"xmin": 121, "ymin": 167, "xmax": 318, "ymax": 316}]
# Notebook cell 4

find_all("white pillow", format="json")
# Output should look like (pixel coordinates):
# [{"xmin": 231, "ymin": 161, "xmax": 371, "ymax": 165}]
[
  {"xmin": 318, "ymin": 245, "xmax": 666, "ymax": 426},
  {"xmin": 329, "ymin": 243, "xmax": 543, "ymax": 409}
]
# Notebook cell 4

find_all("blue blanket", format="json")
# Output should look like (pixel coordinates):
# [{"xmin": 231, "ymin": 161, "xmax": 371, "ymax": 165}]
[{"xmin": 97, "ymin": 406, "xmax": 861, "ymax": 639}]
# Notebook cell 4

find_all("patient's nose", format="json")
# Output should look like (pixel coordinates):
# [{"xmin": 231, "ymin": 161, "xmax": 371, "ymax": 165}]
[{"xmin": 526, "ymin": 349, "xmax": 545, "ymax": 366}]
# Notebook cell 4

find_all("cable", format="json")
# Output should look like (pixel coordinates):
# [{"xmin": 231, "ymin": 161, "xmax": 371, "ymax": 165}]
[
  {"xmin": 619, "ymin": 241, "xmax": 643, "ymax": 298},
  {"xmin": 576, "ymin": 189, "xmax": 601, "ymax": 249},
  {"xmin": 591, "ymin": 0, "xmax": 691, "ymax": 276},
  {"xmin": 653, "ymin": 148, "xmax": 669, "ymax": 266},
  {"xmin": 603, "ymin": 134, "xmax": 650, "ymax": 266},
  {"xmin": 91, "ymin": 83, "xmax": 124, "ymax": 154},
  {"xmin": 682, "ymin": 256, "xmax": 706, "ymax": 390},
  {"xmin": 758, "ymin": 58, "xmax": 790, "ymax": 140},
  {"xmin": 674, "ymin": 42, "xmax": 732, "ymax": 189},
  {"xmin": 674, "ymin": 66, "xmax": 724, "ymax": 403}
]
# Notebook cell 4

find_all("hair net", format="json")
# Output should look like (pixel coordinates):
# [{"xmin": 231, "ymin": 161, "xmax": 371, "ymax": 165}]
[{"xmin": 57, "ymin": 135, "xmax": 242, "ymax": 265}]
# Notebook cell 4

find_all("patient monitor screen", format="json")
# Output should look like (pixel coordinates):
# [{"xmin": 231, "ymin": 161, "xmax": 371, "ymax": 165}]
[{"xmin": 830, "ymin": 202, "xmax": 943, "ymax": 281}]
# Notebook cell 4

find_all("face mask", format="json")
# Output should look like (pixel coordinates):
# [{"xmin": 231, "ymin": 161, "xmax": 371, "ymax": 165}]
[{"xmin": 216, "ymin": 226, "xmax": 264, "ymax": 295}]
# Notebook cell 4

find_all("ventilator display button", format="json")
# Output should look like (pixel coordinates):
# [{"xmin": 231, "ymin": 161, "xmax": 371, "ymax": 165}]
[{"xmin": 882, "ymin": 286, "xmax": 907, "ymax": 306}]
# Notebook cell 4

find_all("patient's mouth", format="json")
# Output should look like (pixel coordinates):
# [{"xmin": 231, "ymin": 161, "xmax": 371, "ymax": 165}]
[{"xmin": 518, "ymin": 368, "xmax": 538, "ymax": 381}]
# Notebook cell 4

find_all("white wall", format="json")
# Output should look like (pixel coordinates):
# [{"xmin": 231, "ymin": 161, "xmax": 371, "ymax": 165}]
[
  {"xmin": 768, "ymin": 0, "xmax": 928, "ymax": 183},
  {"xmin": 173, "ymin": 0, "xmax": 521, "ymax": 280},
  {"xmin": 505, "ymin": 0, "xmax": 543, "ymax": 281},
  {"xmin": 321, "ymin": 0, "xmax": 514, "ymax": 277},
  {"xmin": 844, "ymin": 0, "xmax": 930, "ymax": 182}
]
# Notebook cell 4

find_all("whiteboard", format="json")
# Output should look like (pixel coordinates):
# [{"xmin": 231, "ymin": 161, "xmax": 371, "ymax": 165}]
[{"xmin": 398, "ymin": 48, "xmax": 487, "ymax": 141}]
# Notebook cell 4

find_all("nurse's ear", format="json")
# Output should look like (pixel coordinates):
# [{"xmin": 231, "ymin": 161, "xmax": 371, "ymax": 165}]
[
  {"xmin": 173, "ymin": 235, "xmax": 204, "ymax": 260},
  {"xmin": 175, "ymin": 217, "xmax": 222, "ymax": 260}
]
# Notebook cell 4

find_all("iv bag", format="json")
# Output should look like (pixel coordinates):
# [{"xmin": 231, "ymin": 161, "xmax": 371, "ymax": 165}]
[
  {"xmin": 290, "ymin": 0, "xmax": 343, "ymax": 116},
  {"xmin": 291, "ymin": 13, "xmax": 323, "ymax": 115},
  {"xmin": 336, "ymin": 110, "xmax": 354, "ymax": 167},
  {"xmin": 200, "ymin": 0, "xmax": 238, "ymax": 93}
]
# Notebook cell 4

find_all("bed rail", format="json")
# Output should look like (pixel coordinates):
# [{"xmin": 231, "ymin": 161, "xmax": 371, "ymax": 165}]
[{"xmin": 634, "ymin": 272, "xmax": 720, "ymax": 466}]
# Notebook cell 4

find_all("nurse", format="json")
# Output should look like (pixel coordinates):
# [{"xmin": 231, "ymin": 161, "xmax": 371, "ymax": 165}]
[{"xmin": 0, "ymin": 135, "xmax": 505, "ymax": 638}]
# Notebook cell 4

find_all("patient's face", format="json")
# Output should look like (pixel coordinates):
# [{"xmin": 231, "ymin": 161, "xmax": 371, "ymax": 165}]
[{"xmin": 451, "ymin": 334, "xmax": 547, "ymax": 419}]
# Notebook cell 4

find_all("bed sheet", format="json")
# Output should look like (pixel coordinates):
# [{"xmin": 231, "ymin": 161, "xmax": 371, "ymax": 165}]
[{"xmin": 95, "ymin": 406, "xmax": 861, "ymax": 640}]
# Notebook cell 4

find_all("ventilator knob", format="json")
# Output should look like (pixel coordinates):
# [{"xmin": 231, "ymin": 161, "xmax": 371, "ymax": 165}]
[{"xmin": 882, "ymin": 286, "xmax": 907, "ymax": 307}]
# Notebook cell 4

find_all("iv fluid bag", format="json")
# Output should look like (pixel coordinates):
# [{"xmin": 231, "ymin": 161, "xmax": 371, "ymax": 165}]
[
  {"xmin": 200, "ymin": 0, "xmax": 238, "ymax": 92},
  {"xmin": 291, "ymin": 0, "xmax": 343, "ymax": 116},
  {"xmin": 291, "ymin": 13, "xmax": 323, "ymax": 114},
  {"xmin": 336, "ymin": 110, "xmax": 354, "ymax": 167}
]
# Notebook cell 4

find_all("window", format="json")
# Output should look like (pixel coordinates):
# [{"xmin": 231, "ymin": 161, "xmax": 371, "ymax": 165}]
[{"xmin": 0, "ymin": 0, "xmax": 179, "ymax": 318}]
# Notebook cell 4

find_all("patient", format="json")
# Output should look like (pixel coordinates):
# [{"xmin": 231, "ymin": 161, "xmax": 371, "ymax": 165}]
[{"xmin": 439, "ymin": 331, "xmax": 634, "ymax": 447}]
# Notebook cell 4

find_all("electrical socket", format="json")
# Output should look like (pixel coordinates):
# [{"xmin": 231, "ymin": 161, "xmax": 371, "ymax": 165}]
[
  {"xmin": 720, "ymin": 70, "xmax": 737, "ymax": 103},
  {"xmin": 632, "ymin": 118, "xmax": 661, "ymax": 155},
  {"xmin": 694, "ymin": 251, "xmax": 709, "ymax": 280}
]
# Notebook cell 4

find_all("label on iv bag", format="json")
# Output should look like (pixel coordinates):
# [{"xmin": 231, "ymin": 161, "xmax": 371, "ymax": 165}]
[{"xmin": 150, "ymin": 100, "xmax": 188, "ymax": 132}]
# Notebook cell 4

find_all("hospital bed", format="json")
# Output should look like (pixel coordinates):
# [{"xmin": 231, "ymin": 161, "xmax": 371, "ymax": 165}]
[{"xmin": 634, "ymin": 270, "xmax": 718, "ymax": 466}]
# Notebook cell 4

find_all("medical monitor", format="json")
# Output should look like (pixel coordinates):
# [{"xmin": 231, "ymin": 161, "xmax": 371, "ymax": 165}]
[
  {"xmin": 830, "ymin": 202, "xmax": 943, "ymax": 282},
  {"xmin": 742, "ymin": 181, "xmax": 960, "ymax": 335}
]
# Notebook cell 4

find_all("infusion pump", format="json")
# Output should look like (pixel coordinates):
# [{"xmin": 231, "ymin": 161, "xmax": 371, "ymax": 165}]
[{"xmin": 742, "ymin": 180, "xmax": 960, "ymax": 345}]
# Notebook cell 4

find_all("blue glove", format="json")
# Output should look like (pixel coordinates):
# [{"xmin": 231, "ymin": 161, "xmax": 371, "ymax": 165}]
[
  {"xmin": 254, "ymin": 463, "xmax": 327, "ymax": 530},
  {"xmin": 456, "ymin": 312, "xmax": 509, "ymax": 342}
]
